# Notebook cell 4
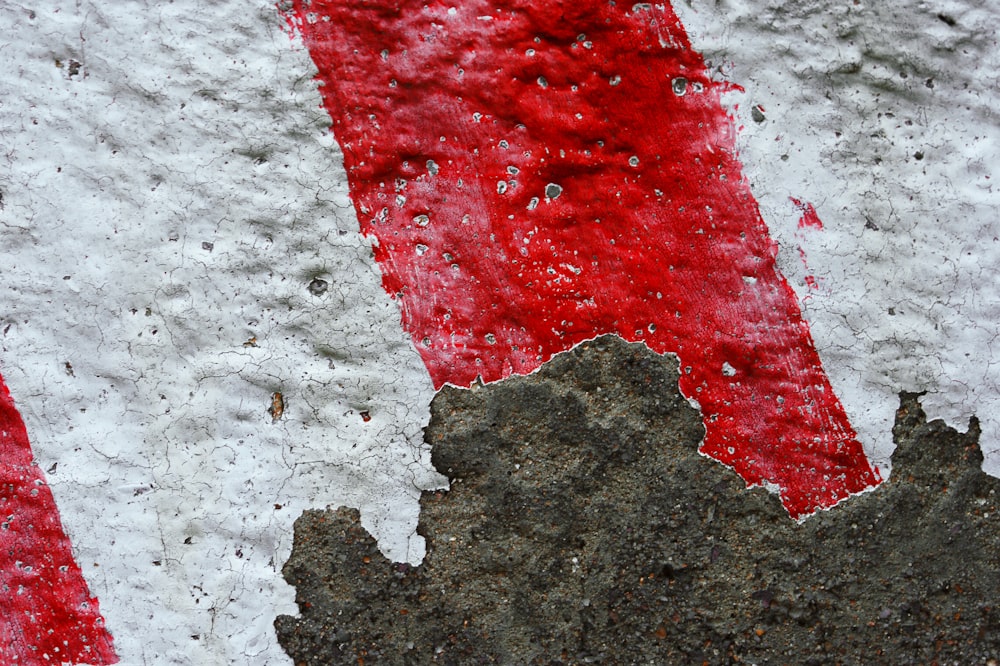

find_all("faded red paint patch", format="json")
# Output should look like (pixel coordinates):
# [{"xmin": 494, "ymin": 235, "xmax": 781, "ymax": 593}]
[
  {"xmin": 0, "ymin": 375, "xmax": 117, "ymax": 664},
  {"xmin": 285, "ymin": 0, "xmax": 880, "ymax": 516},
  {"xmin": 792, "ymin": 197, "xmax": 824, "ymax": 229},
  {"xmin": 792, "ymin": 198, "xmax": 824, "ymax": 293}
]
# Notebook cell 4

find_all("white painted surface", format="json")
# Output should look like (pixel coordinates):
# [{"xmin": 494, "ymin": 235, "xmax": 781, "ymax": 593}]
[
  {"xmin": 0, "ymin": 0, "xmax": 997, "ymax": 663},
  {"xmin": 676, "ymin": 0, "xmax": 1000, "ymax": 478},
  {"xmin": 0, "ymin": 3, "xmax": 443, "ymax": 664}
]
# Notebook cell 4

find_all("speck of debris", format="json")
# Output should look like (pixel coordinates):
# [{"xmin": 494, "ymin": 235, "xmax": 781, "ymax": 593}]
[{"xmin": 268, "ymin": 392, "xmax": 285, "ymax": 422}]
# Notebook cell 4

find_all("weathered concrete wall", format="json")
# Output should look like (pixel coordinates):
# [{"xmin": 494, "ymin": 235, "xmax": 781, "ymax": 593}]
[{"xmin": 0, "ymin": 0, "xmax": 997, "ymax": 663}]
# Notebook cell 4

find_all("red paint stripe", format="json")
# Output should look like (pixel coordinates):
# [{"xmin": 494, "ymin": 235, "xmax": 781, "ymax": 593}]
[
  {"xmin": 285, "ymin": 0, "xmax": 880, "ymax": 516},
  {"xmin": 0, "ymin": 375, "xmax": 117, "ymax": 664}
]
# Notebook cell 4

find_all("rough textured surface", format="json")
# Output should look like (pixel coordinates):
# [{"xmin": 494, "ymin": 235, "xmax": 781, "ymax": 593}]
[
  {"xmin": 0, "ymin": 376, "xmax": 116, "ymax": 664},
  {"xmin": 284, "ymin": 0, "xmax": 881, "ymax": 520},
  {"xmin": 277, "ymin": 336, "xmax": 1000, "ymax": 665},
  {"xmin": 0, "ymin": 3, "xmax": 443, "ymax": 661},
  {"xmin": 674, "ymin": 0, "xmax": 1000, "ymax": 477}
]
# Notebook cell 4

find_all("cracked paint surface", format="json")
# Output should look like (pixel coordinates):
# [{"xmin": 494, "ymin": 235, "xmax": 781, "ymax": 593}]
[
  {"xmin": 0, "ymin": 375, "xmax": 116, "ymax": 664},
  {"xmin": 0, "ymin": 0, "xmax": 997, "ymax": 663},
  {"xmin": 672, "ymin": 0, "xmax": 1000, "ymax": 477},
  {"xmin": 284, "ymin": 0, "xmax": 880, "ymax": 516},
  {"xmin": 0, "ymin": 3, "xmax": 442, "ymax": 663}
]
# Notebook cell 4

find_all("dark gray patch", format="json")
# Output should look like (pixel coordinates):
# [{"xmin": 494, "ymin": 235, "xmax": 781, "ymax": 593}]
[
  {"xmin": 308, "ymin": 278, "xmax": 329, "ymax": 296},
  {"xmin": 276, "ymin": 335, "xmax": 1000, "ymax": 665}
]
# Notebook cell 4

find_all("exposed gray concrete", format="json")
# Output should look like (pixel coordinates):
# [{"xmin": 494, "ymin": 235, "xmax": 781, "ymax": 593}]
[{"xmin": 277, "ymin": 336, "xmax": 1000, "ymax": 665}]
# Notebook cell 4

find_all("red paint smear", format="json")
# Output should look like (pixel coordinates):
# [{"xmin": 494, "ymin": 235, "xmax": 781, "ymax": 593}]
[
  {"xmin": 792, "ymin": 197, "xmax": 824, "ymax": 229},
  {"xmin": 285, "ymin": 0, "xmax": 880, "ymax": 516},
  {"xmin": 793, "ymin": 198, "xmax": 823, "ymax": 292},
  {"xmin": 0, "ymin": 375, "xmax": 117, "ymax": 664}
]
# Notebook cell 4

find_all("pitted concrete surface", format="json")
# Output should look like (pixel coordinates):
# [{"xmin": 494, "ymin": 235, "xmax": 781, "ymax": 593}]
[{"xmin": 277, "ymin": 336, "xmax": 1000, "ymax": 665}]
